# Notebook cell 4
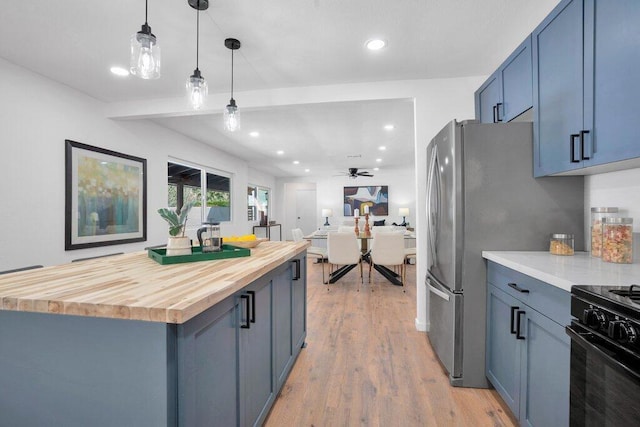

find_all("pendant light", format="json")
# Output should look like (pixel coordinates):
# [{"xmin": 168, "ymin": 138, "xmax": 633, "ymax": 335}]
[
  {"xmin": 130, "ymin": 0, "xmax": 161, "ymax": 79},
  {"xmin": 186, "ymin": 0, "xmax": 209, "ymax": 109},
  {"xmin": 224, "ymin": 38, "xmax": 241, "ymax": 132}
]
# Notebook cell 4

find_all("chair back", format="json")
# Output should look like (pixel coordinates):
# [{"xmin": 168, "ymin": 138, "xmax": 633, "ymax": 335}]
[
  {"xmin": 291, "ymin": 228, "xmax": 304, "ymax": 242},
  {"xmin": 370, "ymin": 232, "xmax": 405, "ymax": 266},
  {"xmin": 327, "ymin": 232, "xmax": 360, "ymax": 265}
]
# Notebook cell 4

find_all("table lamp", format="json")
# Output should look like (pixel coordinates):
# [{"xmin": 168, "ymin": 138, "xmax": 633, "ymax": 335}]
[
  {"xmin": 399, "ymin": 207, "xmax": 409, "ymax": 226},
  {"xmin": 322, "ymin": 208, "xmax": 333, "ymax": 226}
]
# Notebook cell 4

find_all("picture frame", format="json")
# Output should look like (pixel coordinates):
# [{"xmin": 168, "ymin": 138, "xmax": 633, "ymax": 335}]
[
  {"xmin": 343, "ymin": 185, "xmax": 389, "ymax": 216},
  {"xmin": 65, "ymin": 140, "xmax": 147, "ymax": 250}
]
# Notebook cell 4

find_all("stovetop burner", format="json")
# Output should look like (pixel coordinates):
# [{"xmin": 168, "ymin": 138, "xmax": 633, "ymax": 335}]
[{"xmin": 609, "ymin": 284, "xmax": 640, "ymax": 301}]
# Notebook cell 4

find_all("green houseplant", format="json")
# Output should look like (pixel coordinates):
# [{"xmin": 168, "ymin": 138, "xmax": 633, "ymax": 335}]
[{"xmin": 157, "ymin": 198, "xmax": 196, "ymax": 256}]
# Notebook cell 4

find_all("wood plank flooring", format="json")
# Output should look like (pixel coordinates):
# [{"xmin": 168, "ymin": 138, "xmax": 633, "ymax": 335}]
[{"xmin": 265, "ymin": 259, "xmax": 517, "ymax": 426}]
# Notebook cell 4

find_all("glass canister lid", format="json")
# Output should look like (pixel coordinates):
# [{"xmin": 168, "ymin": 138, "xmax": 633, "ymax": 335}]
[
  {"xmin": 591, "ymin": 207, "xmax": 619, "ymax": 213},
  {"xmin": 603, "ymin": 217, "xmax": 633, "ymax": 225},
  {"xmin": 552, "ymin": 233, "xmax": 574, "ymax": 239}
]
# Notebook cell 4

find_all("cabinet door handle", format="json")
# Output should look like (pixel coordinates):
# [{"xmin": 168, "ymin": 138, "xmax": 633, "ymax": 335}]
[
  {"xmin": 516, "ymin": 310, "xmax": 526, "ymax": 340},
  {"xmin": 492, "ymin": 105, "xmax": 498, "ymax": 123},
  {"xmin": 570, "ymin": 134, "xmax": 581, "ymax": 163},
  {"xmin": 496, "ymin": 102, "xmax": 503, "ymax": 122},
  {"xmin": 580, "ymin": 130, "xmax": 590, "ymax": 160},
  {"xmin": 240, "ymin": 294, "xmax": 251, "ymax": 329},
  {"xmin": 292, "ymin": 259, "xmax": 301, "ymax": 281},
  {"xmin": 507, "ymin": 282, "xmax": 530, "ymax": 293},
  {"xmin": 510, "ymin": 306, "xmax": 520, "ymax": 334},
  {"xmin": 247, "ymin": 290, "xmax": 256, "ymax": 323}
]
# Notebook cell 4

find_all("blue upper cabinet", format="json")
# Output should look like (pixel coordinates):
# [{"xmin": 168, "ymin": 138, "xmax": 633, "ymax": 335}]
[
  {"xmin": 532, "ymin": 0, "xmax": 585, "ymax": 177},
  {"xmin": 583, "ymin": 0, "xmax": 640, "ymax": 167},
  {"xmin": 476, "ymin": 73, "xmax": 501, "ymax": 123},
  {"xmin": 475, "ymin": 36, "xmax": 533, "ymax": 123},
  {"xmin": 500, "ymin": 36, "xmax": 533, "ymax": 122},
  {"xmin": 533, "ymin": 0, "xmax": 640, "ymax": 176}
]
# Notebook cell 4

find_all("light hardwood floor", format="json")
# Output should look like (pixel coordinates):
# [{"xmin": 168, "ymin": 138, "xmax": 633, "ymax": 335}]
[{"xmin": 265, "ymin": 259, "xmax": 517, "ymax": 426}]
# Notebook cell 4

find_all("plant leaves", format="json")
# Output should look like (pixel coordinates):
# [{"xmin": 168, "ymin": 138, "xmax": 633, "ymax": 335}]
[{"xmin": 157, "ymin": 208, "xmax": 180, "ymax": 226}]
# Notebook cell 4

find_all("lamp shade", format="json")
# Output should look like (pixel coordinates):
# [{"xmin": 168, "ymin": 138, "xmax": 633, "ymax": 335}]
[
  {"xmin": 322, "ymin": 208, "xmax": 333, "ymax": 218},
  {"xmin": 399, "ymin": 208, "xmax": 410, "ymax": 217}
]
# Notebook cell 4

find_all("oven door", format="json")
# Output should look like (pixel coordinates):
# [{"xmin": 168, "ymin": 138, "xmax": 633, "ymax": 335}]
[{"xmin": 566, "ymin": 321, "xmax": 640, "ymax": 427}]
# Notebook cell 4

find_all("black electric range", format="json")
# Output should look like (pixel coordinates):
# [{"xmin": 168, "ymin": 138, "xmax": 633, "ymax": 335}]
[{"xmin": 567, "ymin": 284, "xmax": 640, "ymax": 427}]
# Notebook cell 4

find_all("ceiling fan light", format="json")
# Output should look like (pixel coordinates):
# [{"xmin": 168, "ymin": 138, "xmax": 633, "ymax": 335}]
[
  {"xmin": 224, "ymin": 99, "xmax": 241, "ymax": 132},
  {"xmin": 186, "ymin": 69, "xmax": 207, "ymax": 109},
  {"xmin": 130, "ymin": 23, "xmax": 161, "ymax": 79}
]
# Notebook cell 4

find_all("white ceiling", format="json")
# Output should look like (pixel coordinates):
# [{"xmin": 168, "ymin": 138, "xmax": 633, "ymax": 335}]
[{"xmin": 0, "ymin": 0, "xmax": 559, "ymax": 177}]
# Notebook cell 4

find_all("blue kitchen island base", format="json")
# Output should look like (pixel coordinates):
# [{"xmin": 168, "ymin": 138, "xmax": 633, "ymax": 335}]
[{"xmin": 0, "ymin": 252, "xmax": 307, "ymax": 427}]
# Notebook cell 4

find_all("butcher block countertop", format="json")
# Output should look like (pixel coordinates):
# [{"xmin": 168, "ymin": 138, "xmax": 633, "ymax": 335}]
[{"xmin": 0, "ymin": 241, "xmax": 309, "ymax": 324}]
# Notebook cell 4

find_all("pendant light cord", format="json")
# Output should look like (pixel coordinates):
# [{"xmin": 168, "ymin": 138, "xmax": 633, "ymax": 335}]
[
  {"xmin": 195, "ymin": 0, "xmax": 200, "ymax": 70},
  {"xmin": 145, "ymin": 0, "xmax": 149, "ymax": 25},
  {"xmin": 230, "ymin": 48, "xmax": 234, "ymax": 99}
]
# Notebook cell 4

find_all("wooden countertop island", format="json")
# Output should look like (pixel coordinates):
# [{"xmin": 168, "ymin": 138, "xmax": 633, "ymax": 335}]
[
  {"xmin": 0, "ymin": 241, "xmax": 309, "ymax": 427},
  {"xmin": 0, "ymin": 240, "xmax": 309, "ymax": 323}
]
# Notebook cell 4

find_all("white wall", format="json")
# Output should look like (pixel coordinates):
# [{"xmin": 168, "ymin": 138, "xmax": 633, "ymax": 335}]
[{"xmin": 0, "ymin": 58, "xmax": 273, "ymax": 270}]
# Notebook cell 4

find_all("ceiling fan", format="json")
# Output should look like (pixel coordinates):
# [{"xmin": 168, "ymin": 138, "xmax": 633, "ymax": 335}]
[{"xmin": 345, "ymin": 167, "xmax": 374, "ymax": 178}]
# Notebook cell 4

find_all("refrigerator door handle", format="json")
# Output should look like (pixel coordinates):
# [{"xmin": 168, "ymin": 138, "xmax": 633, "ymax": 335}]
[
  {"xmin": 426, "ymin": 145, "xmax": 440, "ymax": 266},
  {"xmin": 427, "ymin": 281, "xmax": 450, "ymax": 302}
]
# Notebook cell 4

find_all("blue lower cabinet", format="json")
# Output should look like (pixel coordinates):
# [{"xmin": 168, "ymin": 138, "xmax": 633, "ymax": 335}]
[
  {"xmin": 240, "ymin": 278, "xmax": 275, "ymax": 427},
  {"xmin": 292, "ymin": 256, "xmax": 307, "ymax": 351},
  {"xmin": 178, "ymin": 296, "xmax": 240, "ymax": 426},
  {"xmin": 486, "ymin": 262, "xmax": 570, "ymax": 426},
  {"xmin": 273, "ymin": 262, "xmax": 294, "ymax": 391},
  {"xmin": 178, "ymin": 253, "xmax": 307, "ymax": 427},
  {"xmin": 521, "ymin": 309, "xmax": 570, "ymax": 427},
  {"xmin": 486, "ymin": 285, "xmax": 522, "ymax": 417}
]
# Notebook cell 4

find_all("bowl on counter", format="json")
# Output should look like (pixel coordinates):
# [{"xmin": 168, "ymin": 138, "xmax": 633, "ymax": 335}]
[{"xmin": 225, "ymin": 238, "xmax": 268, "ymax": 249}]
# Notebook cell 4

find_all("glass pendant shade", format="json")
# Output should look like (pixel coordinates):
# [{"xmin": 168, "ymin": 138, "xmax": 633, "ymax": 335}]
[
  {"xmin": 224, "ymin": 99, "xmax": 241, "ymax": 132},
  {"xmin": 186, "ymin": 69, "xmax": 207, "ymax": 109},
  {"xmin": 130, "ymin": 24, "xmax": 161, "ymax": 79}
]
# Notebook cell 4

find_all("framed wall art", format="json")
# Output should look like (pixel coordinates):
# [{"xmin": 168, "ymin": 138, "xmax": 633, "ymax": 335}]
[
  {"xmin": 65, "ymin": 140, "xmax": 147, "ymax": 250},
  {"xmin": 343, "ymin": 185, "xmax": 389, "ymax": 216}
]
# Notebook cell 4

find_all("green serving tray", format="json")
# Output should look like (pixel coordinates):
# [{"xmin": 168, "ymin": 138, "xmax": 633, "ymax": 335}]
[{"xmin": 148, "ymin": 244, "xmax": 250, "ymax": 265}]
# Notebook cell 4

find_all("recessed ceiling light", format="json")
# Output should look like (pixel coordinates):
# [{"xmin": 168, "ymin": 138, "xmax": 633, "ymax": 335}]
[
  {"xmin": 249, "ymin": 131, "xmax": 260, "ymax": 137},
  {"xmin": 378, "ymin": 146, "xmax": 386, "ymax": 151},
  {"xmin": 276, "ymin": 150, "xmax": 284, "ymax": 155},
  {"xmin": 373, "ymin": 167, "xmax": 380, "ymax": 171},
  {"xmin": 366, "ymin": 39, "xmax": 386, "ymax": 51},
  {"xmin": 376, "ymin": 158, "xmax": 382, "ymax": 163},
  {"xmin": 293, "ymin": 160, "xmax": 300, "ymax": 165},
  {"xmin": 110, "ymin": 66, "xmax": 129, "ymax": 76},
  {"xmin": 384, "ymin": 124, "xmax": 394, "ymax": 131},
  {"xmin": 304, "ymin": 169, "xmax": 310, "ymax": 173}
]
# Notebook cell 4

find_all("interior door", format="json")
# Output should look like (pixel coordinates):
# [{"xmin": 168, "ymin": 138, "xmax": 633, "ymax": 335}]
[{"xmin": 295, "ymin": 189, "xmax": 317, "ymax": 236}]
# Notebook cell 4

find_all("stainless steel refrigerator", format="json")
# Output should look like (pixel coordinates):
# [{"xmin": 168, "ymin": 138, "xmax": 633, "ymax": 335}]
[{"xmin": 425, "ymin": 120, "xmax": 584, "ymax": 388}]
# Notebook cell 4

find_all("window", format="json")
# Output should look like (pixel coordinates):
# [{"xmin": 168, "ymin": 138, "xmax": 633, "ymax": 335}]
[
  {"xmin": 168, "ymin": 161, "xmax": 231, "ymax": 226},
  {"xmin": 247, "ymin": 185, "xmax": 269, "ymax": 223}
]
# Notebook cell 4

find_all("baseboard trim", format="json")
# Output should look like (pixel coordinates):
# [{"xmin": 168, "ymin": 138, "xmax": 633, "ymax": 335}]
[{"xmin": 415, "ymin": 317, "xmax": 428, "ymax": 332}]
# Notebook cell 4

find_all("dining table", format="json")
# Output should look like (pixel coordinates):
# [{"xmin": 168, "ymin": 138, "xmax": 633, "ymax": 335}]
[{"xmin": 304, "ymin": 230, "xmax": 415, "ymax": 285}]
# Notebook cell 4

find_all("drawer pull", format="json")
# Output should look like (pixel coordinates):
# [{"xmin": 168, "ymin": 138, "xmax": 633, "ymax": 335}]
[{"xmin": 508, "ymin": 282, "xmax": 530, "ymax": 293}]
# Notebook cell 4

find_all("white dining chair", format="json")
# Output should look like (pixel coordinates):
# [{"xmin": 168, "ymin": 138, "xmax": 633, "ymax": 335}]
[
  {"xmin": 327, "ymin": 232, "xmax": 363, "ymax": 286},
  {"xmin": 369, "ymin": 231, "xmax": 406, "ymax": 286},
  {"xmin": 292, "ymin": 228, "xmax": 327, "ymax": 284}
]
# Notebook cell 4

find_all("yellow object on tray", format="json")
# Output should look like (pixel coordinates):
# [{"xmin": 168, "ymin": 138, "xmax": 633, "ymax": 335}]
[{"xmin": 224, "ymin": 234, "xmax": 266, "ymax": 248}]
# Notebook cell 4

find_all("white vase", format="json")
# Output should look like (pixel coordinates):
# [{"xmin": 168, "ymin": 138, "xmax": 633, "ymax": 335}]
[{"xmin": 166, "ymin": 236, "xmax": 192, "ymax": 256}]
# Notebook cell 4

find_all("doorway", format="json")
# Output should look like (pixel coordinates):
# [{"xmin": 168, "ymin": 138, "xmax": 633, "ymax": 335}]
[{"xmin": 295, "ymin": 189, "xmax": 317, "ymax": 237}]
